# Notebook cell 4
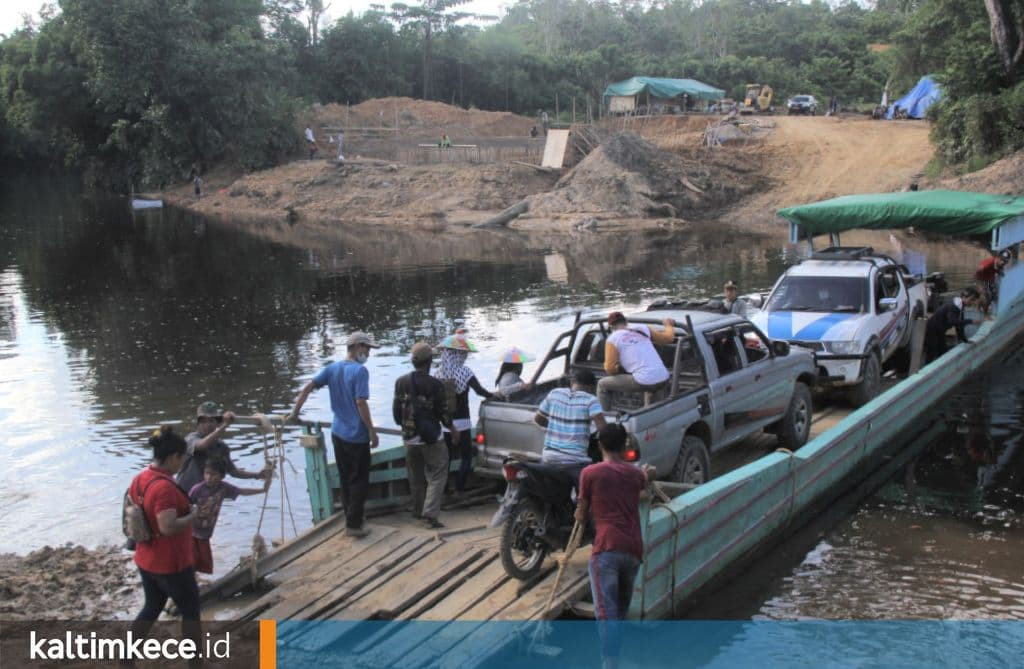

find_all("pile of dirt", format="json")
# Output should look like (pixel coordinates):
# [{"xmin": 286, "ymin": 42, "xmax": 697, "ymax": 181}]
[
  {"xmin": 0, "ymin": 545, "xmax": 139, "ymax": 620},
  {"xmin": 525, "ymin": 132, "xmax": 765, "ymax": 221},
  {"xmin": 937, "ymin": 149, "xmax": 1024, "ymax": 194},
  {"xmin": 173, "ymin": 158, "xmax": 558, "ymax": 228},
  {"xmin": 314, "ymin": 97, "xmax": 534, "ymax": 137}
]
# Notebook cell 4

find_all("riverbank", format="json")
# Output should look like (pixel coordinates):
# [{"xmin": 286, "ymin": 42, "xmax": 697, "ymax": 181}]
[
  {"xmin": 0, "ymin": 545, "xmax": 139, "ymax": 620},
  {"xmin": 161, "ymin": 105, "xmax": 942, "ymax": 235}
]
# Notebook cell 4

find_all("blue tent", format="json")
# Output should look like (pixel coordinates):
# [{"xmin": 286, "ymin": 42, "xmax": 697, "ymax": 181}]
[{"xmin": 886, "ymin": 75, "xmax": 942, "ymax": 119}]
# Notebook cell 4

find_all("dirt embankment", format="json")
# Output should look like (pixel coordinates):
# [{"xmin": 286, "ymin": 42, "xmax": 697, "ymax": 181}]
[
  {"xmin": 308, "ymin": 97, "xmax": 535, "ymax": 138},
  {"xmin": 0, "ymin": 545, "xmax": 139, "ymax": 620},
  {"xmin": 165, "ymin": 100, "xmax": 958, "ymax": 234}
]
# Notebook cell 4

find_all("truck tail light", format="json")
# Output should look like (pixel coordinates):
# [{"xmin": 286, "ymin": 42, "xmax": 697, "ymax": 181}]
[
  {"xmin": 475, "ymin": 432, "xmax": 486, "ymax": 445},
  {"xmin": 624, "ymin": 448, "xmax": 639, "ymax": 462}
]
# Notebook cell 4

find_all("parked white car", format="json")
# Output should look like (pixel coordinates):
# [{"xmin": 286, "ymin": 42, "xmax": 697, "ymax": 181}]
[{"xmin": 750, "ymin": 246, "xmax": 928, "ymax": 406}]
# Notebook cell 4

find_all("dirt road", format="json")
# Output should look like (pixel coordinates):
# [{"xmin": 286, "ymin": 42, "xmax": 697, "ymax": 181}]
[{"xmin": 738, "ymin": 115, "xmax": 933, "ymax": 222}]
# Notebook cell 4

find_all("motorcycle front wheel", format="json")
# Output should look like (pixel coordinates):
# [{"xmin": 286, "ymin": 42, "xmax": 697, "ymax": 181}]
[{"xmin": 499, "ymin": 501, "xmax": 549, "ymax": 580}]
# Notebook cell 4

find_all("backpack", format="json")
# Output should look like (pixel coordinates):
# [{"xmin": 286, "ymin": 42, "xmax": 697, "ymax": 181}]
[
  {"xmin": 122, "ymin": 476, "xmax": 162, "ymax": 550},
  {"xmin": 442, "ymin": 378, "xmax": 458, "ymax": 418},
  {"xmin": 400, "ymin": 374, "xmax": 443, "ymax": 444}
]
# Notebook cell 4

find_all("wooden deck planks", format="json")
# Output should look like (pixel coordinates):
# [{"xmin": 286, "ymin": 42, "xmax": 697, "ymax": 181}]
[
  {"xmin": 416, "ymin": 555, "xmax": 509, "ymax": 621},
  {"xmin": 265, "ymin": 531, "xmax": 425, "ymax": 622},
  {"xmin": 331, "ymin": 540, "xmax": 486, "ymax": 620}
]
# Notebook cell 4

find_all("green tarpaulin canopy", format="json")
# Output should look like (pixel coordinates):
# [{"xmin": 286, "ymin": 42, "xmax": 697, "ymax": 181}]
[
  {"xmin": 603, "ymin": 76, "xmax": 725, "ymax": 102},
  {"xmin": 779, "ymin": 190, "xmax": 1024, "ymax": 237}
]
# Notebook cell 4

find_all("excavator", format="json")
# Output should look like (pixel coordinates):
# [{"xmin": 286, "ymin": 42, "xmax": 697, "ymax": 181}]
[{"xmin": 739, "ymin": 83, "xmax": 774, "ymax": 114}]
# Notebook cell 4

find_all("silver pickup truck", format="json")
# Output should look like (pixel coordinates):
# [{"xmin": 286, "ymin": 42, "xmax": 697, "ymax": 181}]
[{"xmin": 475, "ymin": 306, "xmax": 818, "ymax": 485}]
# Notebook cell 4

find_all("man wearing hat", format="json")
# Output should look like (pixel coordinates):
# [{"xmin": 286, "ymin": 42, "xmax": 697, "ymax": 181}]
[
  {"xmin": 393, "ymin": 342, "xmax": 451, "ymax": 528},
  {"xmin": 287, "ymin": 331, "xmax": 381, "ymax": 537},
  {"xmin": 598, "ymin": 312, "xmax": 676, "ymax": 411},
  {"xmin": 177, "ymin": 401, "xmax": 271, "ymax": 493},
  {"xmin": 722, "ymin": 280, "xmax": 748, "ymax": 317}
]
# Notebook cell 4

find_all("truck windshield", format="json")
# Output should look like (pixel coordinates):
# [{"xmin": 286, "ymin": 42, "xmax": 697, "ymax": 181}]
[{"xmin": 765, "ymin": 276, "xmax": 867, "ymax": 313}]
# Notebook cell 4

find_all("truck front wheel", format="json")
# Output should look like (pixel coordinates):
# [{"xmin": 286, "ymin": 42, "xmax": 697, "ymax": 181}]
[
  {"xmin": 670, "ymin": 435, "xmax": 711, "ymax": 485},
  {"xmin": 777, "ymin": 382, "xmax": 812, "ymax": 450},
  {"xmin": 848, "ymin": 352, "xmax": 881, "ymax": 407}
]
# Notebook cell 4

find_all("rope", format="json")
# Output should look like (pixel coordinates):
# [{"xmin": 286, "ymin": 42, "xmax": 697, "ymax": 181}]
[{"xmin": 529, "ymin": 519, "xmax": 585, "ymax": 648}]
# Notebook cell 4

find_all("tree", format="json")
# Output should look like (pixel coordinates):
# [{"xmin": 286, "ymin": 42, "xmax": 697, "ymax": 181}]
[
  {"xmin": 984, "ymin": 0, "xmax": 1024, "ymax": 75},
  {"xmin": 390, "ymin": 0, "xmax": 472, "ymax": 100}
]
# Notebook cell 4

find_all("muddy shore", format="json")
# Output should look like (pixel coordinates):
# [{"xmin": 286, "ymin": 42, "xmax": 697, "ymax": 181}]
[{"xmin": 0, "ymin": 545, "xmax": 140, "ymax": 620}]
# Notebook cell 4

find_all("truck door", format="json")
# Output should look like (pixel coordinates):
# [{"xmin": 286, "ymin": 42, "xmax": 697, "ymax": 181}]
[
  {"xmin": 703, "ymin": 327, "xmax": 752, "ymax": 448},
  {"xmin": 734, "ymin": 322, "xmax": 792, "ymax": 431},
  {"xmin": 875, "ymin": 265, "xmax": 907, "ymax": 357}
]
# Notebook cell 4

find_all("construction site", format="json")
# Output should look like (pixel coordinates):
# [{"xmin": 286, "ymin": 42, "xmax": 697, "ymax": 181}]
[{"xmin": 164, "ymin": 96, "xmax": 942, "ymax": 236}]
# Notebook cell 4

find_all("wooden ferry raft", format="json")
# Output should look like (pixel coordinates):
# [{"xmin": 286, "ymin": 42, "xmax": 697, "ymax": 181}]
[{"xmin": 204, "ymin": 404, "xmax": 850, "ymax": 627}]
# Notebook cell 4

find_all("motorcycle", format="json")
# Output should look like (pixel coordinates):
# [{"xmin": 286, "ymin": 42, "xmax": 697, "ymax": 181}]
[{"xmin": 491, "ymin": 437, "xmax": 642, "ymax": 580}]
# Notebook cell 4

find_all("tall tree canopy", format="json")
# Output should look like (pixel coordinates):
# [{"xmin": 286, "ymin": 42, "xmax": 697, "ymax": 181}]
[{"xmin": 2, "ymin": 0, "xmax": 1022, "ymax": 182}]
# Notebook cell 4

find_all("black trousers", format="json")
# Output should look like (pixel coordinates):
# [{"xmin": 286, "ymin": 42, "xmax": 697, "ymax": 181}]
[
  {"xmin": 332, "ymin": 435, "xmax": 371, "ymax": 529},
  {"xmin": 132, "ymin": 566, "xmax": 202, "ymax": 666},
  {"xmin": 444, "ymin": 429, "xmax": 473, "ymax": 492}
]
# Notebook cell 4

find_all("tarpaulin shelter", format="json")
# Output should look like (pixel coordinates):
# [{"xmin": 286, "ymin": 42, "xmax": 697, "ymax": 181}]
[
  {"xmin": 886, "ymin": 75, "xmax": 942, "ymax": 119},
  {"xmin": 603, "ymin": 77, "xmax": 725, "ymax": 103},
  {"xmin": 779, "ymin": 190, "xmax": 1024, "ymax": 238}
]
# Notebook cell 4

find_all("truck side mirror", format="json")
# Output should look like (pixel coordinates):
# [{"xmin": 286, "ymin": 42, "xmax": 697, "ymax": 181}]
[
  {"xmin": 772, "ymin": 340, "xmax": 790, "ymax": 356},
  {"xmin": 878, "ymin": 297, "xmax": 898, "ymax": 312}
]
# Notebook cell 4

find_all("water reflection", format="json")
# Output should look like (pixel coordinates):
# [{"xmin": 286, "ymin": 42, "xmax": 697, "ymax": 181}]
[{"xmin": 757, "ymin": 346, "xmax": 1024, "ymax": 620}]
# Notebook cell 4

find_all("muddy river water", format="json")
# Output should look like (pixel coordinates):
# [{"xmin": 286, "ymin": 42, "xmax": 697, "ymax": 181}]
[{"xmin": 1, "ymin": 176, "xmax": 1021, "ymax": 622}]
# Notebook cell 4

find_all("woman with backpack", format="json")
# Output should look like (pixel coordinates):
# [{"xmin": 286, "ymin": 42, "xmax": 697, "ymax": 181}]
[
  {"xmin": 436, "ymin": 332, "xmax": 497, "ymax": 495},
  {"xmin": 126, "ymin": 426, "xmax": 202, "ymax": 660}
]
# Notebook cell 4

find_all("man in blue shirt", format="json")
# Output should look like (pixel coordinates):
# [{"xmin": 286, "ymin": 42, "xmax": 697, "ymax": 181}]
[
  {"xmin": 534, "ymin": 368, "xmax": 607, "ymax": 474},
  {"xmin": 287, "ymin": 331, "xmax": 381, "ymax": 537}
]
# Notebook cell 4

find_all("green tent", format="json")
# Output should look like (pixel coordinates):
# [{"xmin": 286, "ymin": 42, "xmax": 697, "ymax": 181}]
[
  {"xmin": 603, "ymin": 76, "xmax": 725, "ymax": 102},
  {"xmin": 779, "ymin": 190, "xmax": 1024, "ymax": 237}
]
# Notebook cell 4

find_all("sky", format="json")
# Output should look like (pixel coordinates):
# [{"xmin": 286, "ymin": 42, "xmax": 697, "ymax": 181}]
[{"xmin": 0, "ymin": 0, "xmax": 513, "ymax": 37}]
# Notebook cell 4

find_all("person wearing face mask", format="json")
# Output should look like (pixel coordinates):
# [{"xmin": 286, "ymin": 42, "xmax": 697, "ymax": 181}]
[
  {"xmin": 287, "ymin": 331, "xmax": 381, "ymax": 537},
  {"xmin": 436, "ymin": 333, "xmax": 496, "ymax": 496}
]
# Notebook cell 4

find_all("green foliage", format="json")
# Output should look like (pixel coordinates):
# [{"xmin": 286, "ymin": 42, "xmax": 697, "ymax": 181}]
[
  {"xmin": 2, "ymin": 0, "xmax": 922, "ymax": 183},
  {"xmin": 892, "ymin": 0, "xmax": 1024, "ymax": 167}
]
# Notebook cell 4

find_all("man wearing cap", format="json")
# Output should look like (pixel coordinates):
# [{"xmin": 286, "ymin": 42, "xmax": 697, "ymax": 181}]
[
  {"xmin": 535, "ymin": 368, "xmax": 607, "ymax": 475},
  {"xmin": 393, "ymin": 342, "xmax": 451, "ymax": 528},
  {"xmin": 287, "ymin": 331, "xmax": 381, "ymax": 537},
  {"xmin": 597, "ymin": 312, "xmax": 676, "ymax": 411},
  {"xmin": 176, "ymin": 402, "xmax": 271, "ymax": 493},
  {"xmin": 722, "ymin": 280, "xmax": 748, "ymax": 317}
]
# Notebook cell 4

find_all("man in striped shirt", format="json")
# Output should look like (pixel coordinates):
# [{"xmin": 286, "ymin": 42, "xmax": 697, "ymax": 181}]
[{"xmin": 534, "ymin": 368, "xmax": 607, "ymax": 470}]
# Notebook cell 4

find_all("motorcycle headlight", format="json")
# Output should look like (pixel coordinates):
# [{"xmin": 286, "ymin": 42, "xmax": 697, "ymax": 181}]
[{"xmin": 824, "ymin": 340, "xmax": 860, "ymax": 355}]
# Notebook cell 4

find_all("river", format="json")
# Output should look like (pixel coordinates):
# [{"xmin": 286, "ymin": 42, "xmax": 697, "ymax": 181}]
[{"xmin": 1, "ymin": 175, "xmax": 1019, "ymax": 622}]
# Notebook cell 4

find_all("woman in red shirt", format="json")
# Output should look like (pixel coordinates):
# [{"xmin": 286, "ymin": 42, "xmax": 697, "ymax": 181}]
[{"xmin": 128, "ymin": 427, "xmax": 200, "ymax": 643}]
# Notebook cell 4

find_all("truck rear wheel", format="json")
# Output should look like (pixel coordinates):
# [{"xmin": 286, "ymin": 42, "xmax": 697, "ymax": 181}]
[
  {"xmin": 777, "ymin": 382, "xmax": 812, "ymax": 450},
  {"xmin": 670, "ymin": 435, "xmax": 710, "ymax": 485}
]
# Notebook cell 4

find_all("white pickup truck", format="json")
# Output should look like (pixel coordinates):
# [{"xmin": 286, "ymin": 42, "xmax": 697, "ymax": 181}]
[
  {"xmin": 475, "ymin": 307, "xmax": 817, "ymax": 485},
  {"xmin": 750, "ymin": 246, "xmax": 928, "ymax": 406}
]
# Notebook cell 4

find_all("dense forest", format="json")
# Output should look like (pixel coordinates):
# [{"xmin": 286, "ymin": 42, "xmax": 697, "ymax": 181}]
[{"xmin": 1, "ymin": 0, "xmax": 1022, "ymax": 188}]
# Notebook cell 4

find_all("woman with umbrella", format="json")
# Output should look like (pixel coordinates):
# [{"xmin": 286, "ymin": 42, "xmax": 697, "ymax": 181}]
[{"xmin": 437, "ymin": 332, "xmax": 496, "ymax": 495}]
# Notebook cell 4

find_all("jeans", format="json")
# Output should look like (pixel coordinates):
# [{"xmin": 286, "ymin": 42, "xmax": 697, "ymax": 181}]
[
  {"xmin": 332, "ymin": 435, "xmax": 371, "ymax": 529},
  {"xmin": 589, "ymin": 550, "xmax": 641, "ymax": 660},
  {"xmin": 405, "ymin": 440, "xmax": 448, "ymax": 520},
  {"xmin": 444, "ymin": 429, "xmax": 473, "ymax": 492}
]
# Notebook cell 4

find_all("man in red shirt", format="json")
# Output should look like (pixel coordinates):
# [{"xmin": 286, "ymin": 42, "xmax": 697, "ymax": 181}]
[
  {"xmin": 974, "ymin": 249, "xmax": 1011, "ymax": 309},
  {"xmin": 575, "ymin": 423, "xmax": 655, "ymax": 669}
]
